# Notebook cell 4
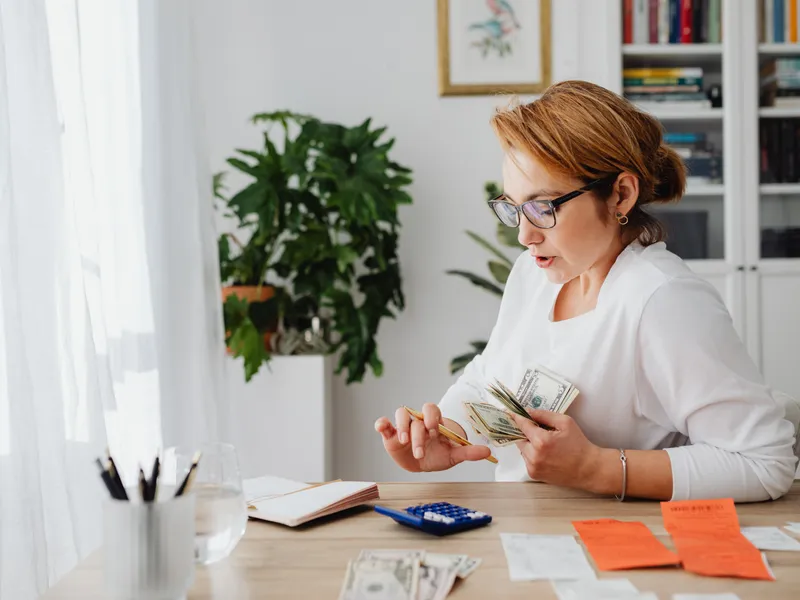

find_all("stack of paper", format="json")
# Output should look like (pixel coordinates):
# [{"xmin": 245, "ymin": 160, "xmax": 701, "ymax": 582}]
[{"xmin": 244, "ymin": 475, "xmax": 379, "ymax": 527}]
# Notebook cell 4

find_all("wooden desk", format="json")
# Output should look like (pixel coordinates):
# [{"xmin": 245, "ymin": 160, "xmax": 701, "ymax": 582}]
[{"xmin": 43, "ymin": 482, "xmax": 800, "ymax": 599}]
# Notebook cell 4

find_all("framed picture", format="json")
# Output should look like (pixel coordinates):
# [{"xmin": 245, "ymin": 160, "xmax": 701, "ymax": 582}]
[{"xmin": 437, "ymin": 0, "xmax": 551, "ymax": 96}]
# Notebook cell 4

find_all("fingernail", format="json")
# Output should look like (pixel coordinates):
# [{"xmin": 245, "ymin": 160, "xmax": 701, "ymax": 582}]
[
  {"xmin": 400, "ymin": 433, "xmax": 408, "ymax": 444},
  {"xmin": 429, "ymin": 428, "xmax": 437, "ymax": 437},
  {"xmin": 414, "ymin": 447, "xmax": 424, "ymax": 459}
]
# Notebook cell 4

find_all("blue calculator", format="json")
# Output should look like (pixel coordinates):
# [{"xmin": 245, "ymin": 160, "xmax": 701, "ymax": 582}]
[{"xmin": 374, "ymin": 502, "xmax": 492, "ymax": 536}]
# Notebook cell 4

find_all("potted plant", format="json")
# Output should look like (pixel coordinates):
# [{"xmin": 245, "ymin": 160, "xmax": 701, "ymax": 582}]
[
  {"xmin": 215, "ymin": 110, "xmax": 413, "ymax": 383},
  {"xmin": 446, "ymin": 182, "xmax": 524, "ymax": 374}
]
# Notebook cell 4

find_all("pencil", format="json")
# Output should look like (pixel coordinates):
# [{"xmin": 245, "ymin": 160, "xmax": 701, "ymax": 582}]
[
  {"xmin": 106, "ymin": 450, "xmax": 128, "ymax": 500},
  {"xmin": 96, "ymin": 458, "xmax": 123, "ymax": 500},
  {"xmin": 174, "ymin": 451, "xmax": 202, "ymax": 497},
  {"xmin": 402, "ymin": 406, "xmax": 498, "ymax": 464}
]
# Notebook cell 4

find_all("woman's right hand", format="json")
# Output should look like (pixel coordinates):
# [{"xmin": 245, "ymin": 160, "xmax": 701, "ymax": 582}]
[{"xmin": 374, "ymin": 403, "xmax": 491, "ymax": 472}]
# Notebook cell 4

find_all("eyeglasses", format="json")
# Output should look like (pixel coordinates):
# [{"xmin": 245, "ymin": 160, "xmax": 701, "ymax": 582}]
[{"xmin": 488, "ymin": 176, "xmax": 616, "ymax": 229}]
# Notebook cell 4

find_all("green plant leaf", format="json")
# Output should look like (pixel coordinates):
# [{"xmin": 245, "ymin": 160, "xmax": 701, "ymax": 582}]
[
  {"xmin": 496, "ymin": 221, "xmax": 522, "ymax": 248},
  {"xmin": 226, "ymin": 157, "xmax": 259, "ymax": 177},
  {"xmin": 466, "ymin": 230, "xmax": 513, "ymax": 267},
  {"xmin": 449, "ymin": 351, "xmax": 478, "ymax": 375},
  {"xmin": 214, "ymin": 110, "xmax": 412, "ymax": 385},
  {"xmin": 488, "ymin": 260, "xmax": 511, "ymax": 285},
  {"xmin": 228, "ymin": 181, "xmax": 268, "ymax": 218},
  {"xmin": 445, "ymin": 270, "xmax": 503, "ymax": 296}
]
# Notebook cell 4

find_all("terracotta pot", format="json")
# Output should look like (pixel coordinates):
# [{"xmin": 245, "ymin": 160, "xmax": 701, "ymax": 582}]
[{"xmin": 222, "ymin": 285, "xmax": 276, "ymax": 353}]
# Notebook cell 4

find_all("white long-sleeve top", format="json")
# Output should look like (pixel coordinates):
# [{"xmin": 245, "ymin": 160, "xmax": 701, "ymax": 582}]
[{"xmin": 438, "ymin": 241, "xmax": 798, "ymax": 502}]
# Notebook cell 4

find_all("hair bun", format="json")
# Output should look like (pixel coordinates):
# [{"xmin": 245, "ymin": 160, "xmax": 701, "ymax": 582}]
[{"xmin": 652, "ymin": 143, "xmax": 686, "ymax": 203}]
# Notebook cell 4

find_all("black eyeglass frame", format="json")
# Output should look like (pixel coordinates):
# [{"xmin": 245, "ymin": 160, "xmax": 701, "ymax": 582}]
[{"xmin": 487, "ymin": 174, "xmax": 618, "ymax": 230}]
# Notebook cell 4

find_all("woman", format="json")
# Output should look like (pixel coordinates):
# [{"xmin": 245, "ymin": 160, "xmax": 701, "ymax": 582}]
[{"xmin": 374, "ymin": 80, "xmax": 799, "ymax": 502}]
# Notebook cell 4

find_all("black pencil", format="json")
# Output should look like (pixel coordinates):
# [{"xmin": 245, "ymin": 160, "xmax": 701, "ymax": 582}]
[
  {"xmin": 174, "ymin": 451, "xmax": 202, "ymax": 497},
  {"xmin": 96, "ymin": 458, "xmax": 122, "ymax": 500},
  {"xmin": 138, "ymin": 466, "xmax": 148, "ymax": 503},
  {"xmin": 146, "ymin": 456, "xmax": 160, "ymax": 502},
  {"xmin": 106, "ymin": 450, "xmax": 128, "ymax": 501}
]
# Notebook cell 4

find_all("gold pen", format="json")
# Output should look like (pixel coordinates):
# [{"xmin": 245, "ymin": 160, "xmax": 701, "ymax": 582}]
[{"xmin": 403, "ymin": 406, "xmax": 498, "ymax": 464}]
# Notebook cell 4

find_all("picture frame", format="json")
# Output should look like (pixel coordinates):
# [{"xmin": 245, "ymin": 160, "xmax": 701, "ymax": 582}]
[{"xmin": 437, "ymin": 0, "xmax": 551, "ymax": 97}]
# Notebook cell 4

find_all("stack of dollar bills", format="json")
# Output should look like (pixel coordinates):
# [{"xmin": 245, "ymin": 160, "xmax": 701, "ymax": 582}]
[
  {"xmin": 464, "ymin": 366, "xmax": 579, "ymax": 447},
  {"xmin": 338, "ymin": 549, "xmax": 481, "ymax": 600}
]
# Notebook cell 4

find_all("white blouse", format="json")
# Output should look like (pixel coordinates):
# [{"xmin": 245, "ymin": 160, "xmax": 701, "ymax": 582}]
[{"xmin": 438, "ymin": 241, "xmax": 798, "ymax": 501}]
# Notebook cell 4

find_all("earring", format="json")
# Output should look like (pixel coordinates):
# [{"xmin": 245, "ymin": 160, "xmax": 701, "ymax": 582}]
[{"xmin": 616, "ymin": 212, "xmax": 629, "ymax": 225}]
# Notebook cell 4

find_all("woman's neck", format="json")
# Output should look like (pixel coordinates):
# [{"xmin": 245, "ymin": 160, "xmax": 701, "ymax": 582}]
[{"xmin": 573, "ymin": 237, "xmax": 626, "ymax": 301}]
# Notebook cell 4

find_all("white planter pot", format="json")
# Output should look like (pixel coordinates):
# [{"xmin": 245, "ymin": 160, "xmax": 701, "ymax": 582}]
[{"xmin": 225, "ymin": 354, "xmax": 333, "ymax": 482}]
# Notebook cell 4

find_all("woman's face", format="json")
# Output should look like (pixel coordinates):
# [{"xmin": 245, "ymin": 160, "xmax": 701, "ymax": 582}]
[{"xmin": 501, "ymin": 150, "xmax": 625, "ymax": 285}]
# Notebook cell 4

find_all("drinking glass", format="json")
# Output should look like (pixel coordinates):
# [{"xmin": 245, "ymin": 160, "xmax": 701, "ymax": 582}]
[{"xmin": 164, "ymin": 442, "xmax": 247, "ymax": 565}]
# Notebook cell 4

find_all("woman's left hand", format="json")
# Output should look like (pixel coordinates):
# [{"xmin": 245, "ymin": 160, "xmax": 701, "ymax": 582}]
[{"xmin": 510, "ymin": 409, "xmax": 601, "ymax": 489}]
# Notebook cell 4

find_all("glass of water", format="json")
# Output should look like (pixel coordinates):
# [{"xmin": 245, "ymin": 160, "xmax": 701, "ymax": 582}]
[{"xmin": 164, "ymin": 442, "xmax": 247, "ymax": 565}]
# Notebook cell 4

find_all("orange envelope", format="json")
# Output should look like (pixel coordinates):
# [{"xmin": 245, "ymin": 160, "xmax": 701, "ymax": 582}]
[
  {"xmin": 661, "ymin": 498, "xmax": 774, "ymax": 581},
  {"xmin": 572, "ymin": 518, "xmax": 681, "ymax": 571}
]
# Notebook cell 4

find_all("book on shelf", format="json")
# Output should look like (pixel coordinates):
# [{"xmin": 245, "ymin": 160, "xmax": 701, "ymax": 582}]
[
  {"xmin": 762, "ymin": 227, "xmax": 800, "ymax": 258},
  {"xmin": 624, "ymin": 67, "xmax": 713, "ymax": 109},
  {"xmin": 760, "ymin": 58, "xmax": 800, "ymax": 108},
  {"xmin": 663, "ymin": 132, "xmax": 723, "ymax": 184},
  {"xmin": 758, "ymin": 0, "xmax": 800, "ymax": 44},
  {"xmin": 622, "ymin": 0, "xmax": 722, "ymax": 45},
  {"xmin": 243, "ymin": 474, "xmax": 380, "ymax": 527},
  {"xmin": 759, "ymin": 118, "xmax": 800, "ymax": 183}
]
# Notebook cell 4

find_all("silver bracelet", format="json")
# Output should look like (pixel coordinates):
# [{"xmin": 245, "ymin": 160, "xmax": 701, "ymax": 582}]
[{"xmin": 615, "ymin": 449, "xmax": 627, "ymax": 502}]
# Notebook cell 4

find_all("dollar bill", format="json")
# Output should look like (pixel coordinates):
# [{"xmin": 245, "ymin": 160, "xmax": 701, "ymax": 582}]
[
  {"xmin": 339, "ymin": 556, "xmax": 419, "ymax": 600},
  {"xmin": 456, "ymin": 556, "xmax": 481, "ymax": 579},
  {"xmin": 464, "ymin": 402, "xmax": 526, "ymax": 446},
  {"xmin": 417, "ymin": 553, "xmax": 459, "ymax": 600},
  {"xmin": 353, "ymin": 551, "xmax": 473, "ymax": 600},
  {"xmin": 466, "ymin": 402, "xmax": 524, "ymax": 437},
  {"xmin": 358, "ymin": 550, "xmax": 426, "ymax": 562},
  {"xmin": 528, "ymin": 364, "xmax": 579, "ymax": 414}
]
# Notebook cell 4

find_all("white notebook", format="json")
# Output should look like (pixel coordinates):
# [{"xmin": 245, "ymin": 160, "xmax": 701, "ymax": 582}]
[{"xmin": 244, "ymin": 475, "xmax": 379, "ymax": 527}]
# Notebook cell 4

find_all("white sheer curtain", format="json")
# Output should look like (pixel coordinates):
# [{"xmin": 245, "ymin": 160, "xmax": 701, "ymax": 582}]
[{"xmin": 0, "ymin": 1, "xmax": 224, "ymax": 598}]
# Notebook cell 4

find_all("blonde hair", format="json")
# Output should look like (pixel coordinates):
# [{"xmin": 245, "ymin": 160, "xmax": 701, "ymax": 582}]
[{"xmin": 490, "ymin": 80, "xmax": 686, "ymax": 245}]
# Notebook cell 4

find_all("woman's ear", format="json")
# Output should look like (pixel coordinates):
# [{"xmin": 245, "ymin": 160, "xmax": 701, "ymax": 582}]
[{"xmin": 612, "ymin": 173, "xmax": 639, "ymax": 217}]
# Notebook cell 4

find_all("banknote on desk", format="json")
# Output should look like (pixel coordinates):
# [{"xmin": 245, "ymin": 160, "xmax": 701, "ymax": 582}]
[
  {"xmin": 339, "ymin": 550, "xmax": 482, "ymax": 600},
  {"xmin": 463, "ymin": 365, "xmax": 579, "ymax": 447}
]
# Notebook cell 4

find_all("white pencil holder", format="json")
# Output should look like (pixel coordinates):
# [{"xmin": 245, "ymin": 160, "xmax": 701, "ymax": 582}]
[{"xmin": 103, "ymin": 493, "xmax": 196, "ymax": 600}]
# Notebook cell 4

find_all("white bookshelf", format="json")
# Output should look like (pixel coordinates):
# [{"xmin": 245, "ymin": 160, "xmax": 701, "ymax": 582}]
[
  {"xmin": 685, "ymin": 183, "xmax": 725, "ymax": 196},
  {"xmin": 616, "ymin": 2, "xmax": 800, "ymax": 399},
  {"xmin": 623, "ymin": 44, "xmax": 722, "ymax": 57},
  {"xmin": 636, "ymin": 107, "xmax": 723, "ymax": 121},
  {"xmin": 760, "ymin": 184, "xmax": 800, "ymax": 195},
  {"xmin": 758, "ymin": 43, "xmax": 800, "ymax": 56},
  {"xmin": 758, "ymin": 107, "xmax": 800, "ymax": 118}
]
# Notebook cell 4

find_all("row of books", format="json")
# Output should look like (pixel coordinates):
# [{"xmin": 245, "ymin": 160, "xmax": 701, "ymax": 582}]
[
  {"xmin": 664, "ymin": 132, "xmax": 723, "ymax": 184},
  {"xmin": 758, "ymin": 0, "xmax": 800, "ymax": 43},
  {"xmin": 624, "ymin": 67, "xmax": 714, "ymax": 110},
  {"xmin": 762, "ymin": 227, "xmax": 800, "ymax": 258},
  {"xmin": 622, "ymin": 0, "xmax": 722, "ymax": 44},
  {"xmin": 760, "ymin": 58, "xmax": 800, "ymax": 108},
  {"xmin": 760, "ymin": 118, "xmax": 800, "ymax": 183}
]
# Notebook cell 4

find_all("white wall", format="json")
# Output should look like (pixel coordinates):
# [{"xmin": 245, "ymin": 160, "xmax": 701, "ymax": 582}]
[{"xmin": 193, "ymin": 0, "xmax": 619, "ymax": 483}]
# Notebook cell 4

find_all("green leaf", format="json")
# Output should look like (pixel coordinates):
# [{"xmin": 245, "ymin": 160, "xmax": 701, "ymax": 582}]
[
  {"xmin": 213, "ymin": 172, "xmax": 227, "ymax": 200},
  {"xmin": 227, "ymin": 319, "xmax": 270, "ymax": 382},
  {"xmin": 470, "ymin": 340, "xmax": 488, "ymax": 353},
  {"xmin": 496, "ymin": 221, "xmax": 522, "ymax": 248},
  {"xmin": 335, "ymin": 246, "xmax": 359, "ymax": 273},
  {"xmin": 228, "ymin": 181, "xmax": 268, "ymax": 218},
  {"xmin": 488, "ymin": 260, "xmax": 511, "ymax": 285},
  {"xmin": 466, "ymin": 230, "xmax": 513, "ymax": 267},
  {"xmin": 445, "ymin": 270, "xmax": 503, "ymax": 296},
  {"xmin": 449, "ymin": 351, "xmax": 478, "ymax": 375},
  {"xmin": 226, "ymin": 157, "xmax": 259, "ymax": 177}
]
